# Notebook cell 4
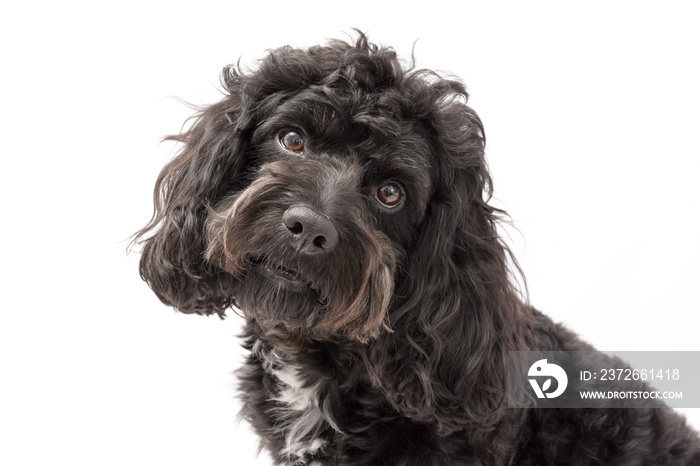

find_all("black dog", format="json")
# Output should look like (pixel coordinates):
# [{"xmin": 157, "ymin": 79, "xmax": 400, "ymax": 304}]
[{"xmin": 135, "ymin": 34, "xmax": 700, "ymax": 465}]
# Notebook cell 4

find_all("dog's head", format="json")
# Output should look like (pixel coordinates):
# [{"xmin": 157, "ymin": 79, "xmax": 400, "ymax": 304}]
[{"xmin": 135, "ymin": 34, "xmax": 514, "ymax": 352}]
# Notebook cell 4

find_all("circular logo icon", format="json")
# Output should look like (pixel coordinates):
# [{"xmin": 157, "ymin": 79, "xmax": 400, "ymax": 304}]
[{"xmin": 528, "ymin": 359, "xmax": 568, "ymax": 399}]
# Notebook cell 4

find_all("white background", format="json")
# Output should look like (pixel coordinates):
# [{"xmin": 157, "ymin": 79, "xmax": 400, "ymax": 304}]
[{"xmin": 2, "ymin": 1, "xmax": 699, "ymax": 465}]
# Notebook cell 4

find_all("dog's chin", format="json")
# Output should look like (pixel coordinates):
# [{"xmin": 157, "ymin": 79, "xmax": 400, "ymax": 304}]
[{"xmin": 233, "ymin": 259, "xmax": 328, "ymax": 335}]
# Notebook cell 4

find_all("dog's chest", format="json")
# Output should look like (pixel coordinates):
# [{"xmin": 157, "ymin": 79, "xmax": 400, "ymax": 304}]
[{"xmin": 256, "ymin": 342, "xmax": 339, "ymax": 464}]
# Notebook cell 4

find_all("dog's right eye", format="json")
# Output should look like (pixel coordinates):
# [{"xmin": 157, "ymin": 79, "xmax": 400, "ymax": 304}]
[{"xmin": 280, "ymin": 131, "xmax": 305, "ymax": 152}]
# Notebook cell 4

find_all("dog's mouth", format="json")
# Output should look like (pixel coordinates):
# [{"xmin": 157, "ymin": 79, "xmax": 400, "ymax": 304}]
[
  {"xmin": 260, "ymin": 261, "xmax": 306, "ymax": 291},
  {"xmin": 250, "ymin": 257, "xmax": 324, "ymax": 299}
]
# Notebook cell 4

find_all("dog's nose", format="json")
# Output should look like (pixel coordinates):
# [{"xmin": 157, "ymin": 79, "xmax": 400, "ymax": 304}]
[{"xmin": 282, "ymin": 205, "xmax": 338, "ymax": 255}]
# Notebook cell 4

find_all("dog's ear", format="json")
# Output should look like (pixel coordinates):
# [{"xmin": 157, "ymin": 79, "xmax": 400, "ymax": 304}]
[
  {"xmin": 371, "ymin": 80, "xmax": 523, "ymax": 438},
  {"xmin": 133, "ymin": 70, "xmax": 253, "ymax": 316}
]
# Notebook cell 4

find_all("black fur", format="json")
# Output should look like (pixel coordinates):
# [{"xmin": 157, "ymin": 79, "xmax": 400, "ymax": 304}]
[{"xmin": 134, "ymin": 34, "xmax": 700, "ymax": 465}]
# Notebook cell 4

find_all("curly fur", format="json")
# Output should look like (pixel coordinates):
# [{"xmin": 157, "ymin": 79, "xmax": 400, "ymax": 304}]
[{"xmin": 134, "ymin": 33, "xmax": 700, "ymax": 465}]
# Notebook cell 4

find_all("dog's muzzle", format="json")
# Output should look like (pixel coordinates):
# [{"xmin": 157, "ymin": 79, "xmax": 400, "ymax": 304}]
[{"xmin": 204, "ymin": 158, "xmax": 397, "ymax": 341}]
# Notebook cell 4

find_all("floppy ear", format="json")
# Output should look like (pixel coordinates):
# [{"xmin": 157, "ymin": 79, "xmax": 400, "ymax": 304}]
[
  {"xmin": 134, "ymin": 69, "xmax": 252, "ymax": 316},
  {"xmin": 370, "ymin": 79, "xmax": 523, "ymax": 440}
]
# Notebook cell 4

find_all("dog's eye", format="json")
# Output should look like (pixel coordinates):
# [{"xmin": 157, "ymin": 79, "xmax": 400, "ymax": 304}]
[
  {"xmin": 375, "ymin": 182, "xmax": 404, "ymax": 209},
  {"xmin": 280, "ymin": 131, "xmax": 305, "ymax": 152}
]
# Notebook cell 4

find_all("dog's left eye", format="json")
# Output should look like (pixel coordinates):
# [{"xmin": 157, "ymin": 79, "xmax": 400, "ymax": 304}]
[
  {"xmin": 280, "ymin": 131, "xmax": 305, "ymax": 152},
  {"xmin": 375, "ymin": 182, "xmax": 405, "ymax": 209}
]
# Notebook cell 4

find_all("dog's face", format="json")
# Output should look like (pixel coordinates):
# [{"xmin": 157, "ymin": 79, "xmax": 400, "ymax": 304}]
[
  {"xmin": 136, "ymin": 36, "xmax": 494, "ymax": 348},
  {"xmin": 204, "ymin": 86, "xmax": 434, "ymax": 342}
]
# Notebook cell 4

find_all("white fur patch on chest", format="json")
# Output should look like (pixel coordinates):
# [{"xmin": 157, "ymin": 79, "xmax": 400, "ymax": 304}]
[{"xmin": 254, "ymin": 341, "xmax": 339, "ymax": 465}]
